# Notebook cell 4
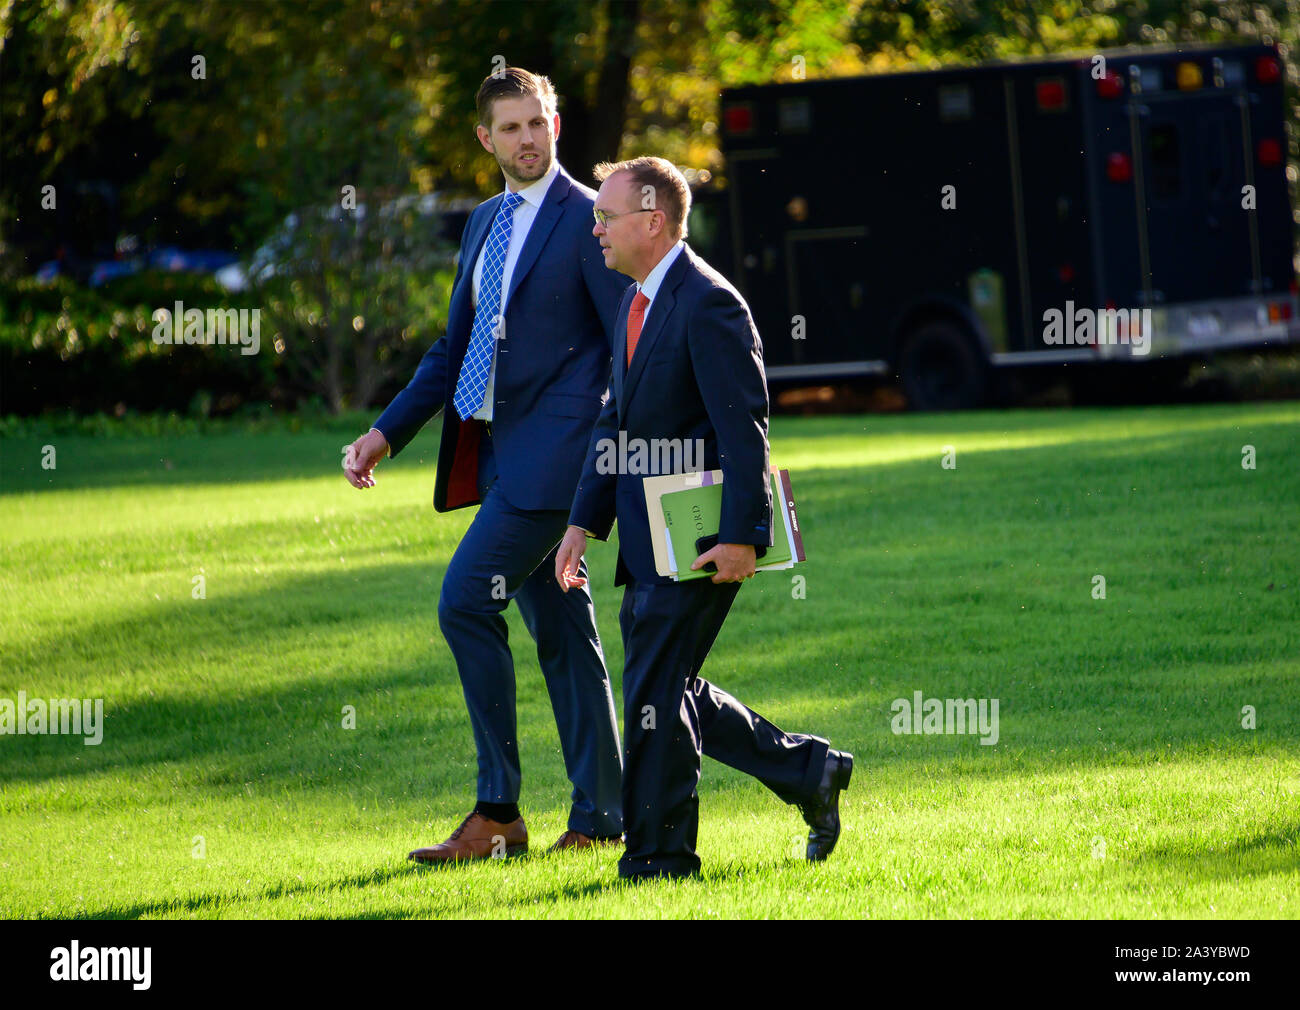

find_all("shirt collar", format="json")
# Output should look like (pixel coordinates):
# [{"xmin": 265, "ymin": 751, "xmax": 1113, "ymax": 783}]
[
  {"xmin": 637, "ymin": 240, "xmax": 685, "ymax": 302},
  {"xmin": 508, "ymin": 159, "xmax": 560, "ymax": 209}
]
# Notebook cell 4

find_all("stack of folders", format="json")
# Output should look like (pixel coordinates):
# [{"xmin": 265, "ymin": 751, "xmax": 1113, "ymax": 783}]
[{"xmin": 641, "ymin": 467, "xmax": 806, "ymax": 581}]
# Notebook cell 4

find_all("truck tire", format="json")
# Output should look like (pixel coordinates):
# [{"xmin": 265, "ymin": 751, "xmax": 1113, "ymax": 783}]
[{"xmin": 899, "ymin": 320, "xmax": 988, "ymax": 411}]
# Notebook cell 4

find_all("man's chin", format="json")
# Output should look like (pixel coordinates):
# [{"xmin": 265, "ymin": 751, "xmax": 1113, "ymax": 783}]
[{"xmin": 509, "ymin": 157, "xmax": 549, "ymax": 182}]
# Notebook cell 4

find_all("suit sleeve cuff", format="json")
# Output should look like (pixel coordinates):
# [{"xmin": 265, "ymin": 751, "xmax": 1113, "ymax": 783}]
[{"xmin": 570, "ymin": 513, "xmax": 613, "ymax": 541}]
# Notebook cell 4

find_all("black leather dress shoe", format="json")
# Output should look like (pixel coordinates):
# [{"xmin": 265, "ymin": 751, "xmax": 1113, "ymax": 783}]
[{"xmin": 799, "ymin": 749, "xmax": 853, "ymax": 861}]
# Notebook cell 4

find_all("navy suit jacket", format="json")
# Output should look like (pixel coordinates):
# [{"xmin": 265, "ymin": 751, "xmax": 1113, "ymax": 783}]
[
  {"xmin": 569, "ymin": 244, "xmax": 773, "ymax": 587},
  {"xmin": 373, "ymin": 166, "xmax": 630, "ymax": 512}
]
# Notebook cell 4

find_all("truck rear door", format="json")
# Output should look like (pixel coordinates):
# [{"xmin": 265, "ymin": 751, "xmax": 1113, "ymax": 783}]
[{"xmin": 1134, "ymin": 79, "xmax": 1256, "ymax": 302}]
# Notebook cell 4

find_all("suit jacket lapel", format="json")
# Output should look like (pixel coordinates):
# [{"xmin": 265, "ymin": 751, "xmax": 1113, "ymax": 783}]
[
  {"xmin": 503, "ymin": 168, "xmax": 570, "ymax": 310},
  {"xmin": 613, "ymin": 286, "xmax": 634, "ymax": 422},
  {"xmin": 448, "ymin": 198, "xmax": 498, "ymax": 367},
  {"xmin": 622, "ymin": 247, "xmax": 691, "ymax": 414}
]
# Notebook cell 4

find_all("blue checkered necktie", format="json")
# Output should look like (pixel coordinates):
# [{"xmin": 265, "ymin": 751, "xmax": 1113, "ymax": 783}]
[{"xmin": 453, "ymin": 190, "xmax": 525, "ymax": 420}]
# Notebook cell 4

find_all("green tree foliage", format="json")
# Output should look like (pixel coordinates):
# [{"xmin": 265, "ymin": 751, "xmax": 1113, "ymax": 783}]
[
  {"xmin": 5, "ymin": 0, "xmax": 1295, "ymax": 250},
  {"xmin": 2, "ymin": 0, "xmax": 1295, "ymax": 413}
]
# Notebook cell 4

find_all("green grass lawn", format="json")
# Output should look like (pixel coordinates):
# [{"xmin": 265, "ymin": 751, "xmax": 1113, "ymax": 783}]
[{"xmin": 1, "ymin": 402, "xmax": 1297, "ymax": 918}]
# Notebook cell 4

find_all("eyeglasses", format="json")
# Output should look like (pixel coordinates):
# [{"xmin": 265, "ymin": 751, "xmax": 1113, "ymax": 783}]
[{"xmin": 593, "ymin": 207, "xmax": 655, "ymax": 227}]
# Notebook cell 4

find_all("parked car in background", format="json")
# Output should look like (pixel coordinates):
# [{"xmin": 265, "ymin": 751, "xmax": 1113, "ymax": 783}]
[
  {"xmin": 35, "ymin": 235, "xmax": 238, "ymax": 288},
  {"xmin": 214, "ymin": 192, "xmax": 476, "ymax": 292}
]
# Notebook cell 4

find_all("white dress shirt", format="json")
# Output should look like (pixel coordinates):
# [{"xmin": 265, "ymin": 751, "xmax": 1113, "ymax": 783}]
[
  {"xmin": 468, "ymin": 159, "xmax": 561, "ymax": 421},
  {"xmin": 634, "ymin": 239, "xmax": 685, "ymax": 329}
]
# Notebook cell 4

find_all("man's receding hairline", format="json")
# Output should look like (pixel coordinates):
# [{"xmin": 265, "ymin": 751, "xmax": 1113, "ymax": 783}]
[
  {"xmin": 599, "ymin": 167, "xmax": 633, "ymax": 186},
  {"xmin": 593, "ymin": 164, "xmax": 626, "ymax": 184},
  {"xmin": 595, "ymin": 170, "xmax": 646, "ymax": 215}
]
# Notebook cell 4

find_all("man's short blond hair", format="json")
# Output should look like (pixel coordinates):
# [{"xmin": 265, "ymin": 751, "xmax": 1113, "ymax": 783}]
[{"xmin": 593, "ymin": 156, "xmax": 691, "ymax": 239}]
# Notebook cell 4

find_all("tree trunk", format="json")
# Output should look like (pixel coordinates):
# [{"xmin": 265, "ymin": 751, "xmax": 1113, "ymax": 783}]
[{"xmin": 558, "ymin": 0, "xmax": 639, "ymax": 178}]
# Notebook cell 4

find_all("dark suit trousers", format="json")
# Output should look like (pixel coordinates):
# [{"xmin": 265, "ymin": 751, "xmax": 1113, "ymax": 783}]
[
  {"xmin": 616, "ymin": 576, "xmax": 830, "ymax": 879},
  {"xmin": 436, "ymin": 432, "xmax": 623, "ymax": 836}
]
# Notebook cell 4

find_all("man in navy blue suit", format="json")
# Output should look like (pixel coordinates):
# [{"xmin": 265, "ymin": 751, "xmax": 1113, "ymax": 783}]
[
  {"xmin": 345, "ymin": 68, "xmax": 628, "ymax": 862},
  {"xmin": 554, "ymin": 157, "xmax": 853, "ymax": 881}
]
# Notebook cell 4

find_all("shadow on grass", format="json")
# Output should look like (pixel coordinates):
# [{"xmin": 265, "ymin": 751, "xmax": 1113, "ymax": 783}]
[
  {"xmin": 59, "ymin": 863, "xmax": 415, "ymax": 920},
  {"xmin": 5, "ymin": 402, "xmax": 1295, "ymax": 496},
  {"xmin": 64, "ymin": 857, "xmax": 637, "ymax": 920},
  {"xmin": 0, "ymin": 429, "xmax": 445, "ymax": 496},
  {"xmin": 1125, "ymin": 818, "xmax": 1300, "ymax": 883},
  {"xmin": 4, "ymin": 537, "xmax": 1296, "ymax": 805},
  {"xmin": 318, "ymin": 880, "xmax": 622, "ymax": 920},
  {"xmin": 5, "ymin": 407, "xmax": 1298, "ymax": 906},
  {"xmin": 55, "ymin": 812, "xmax": 1300, "ymax": 919}
]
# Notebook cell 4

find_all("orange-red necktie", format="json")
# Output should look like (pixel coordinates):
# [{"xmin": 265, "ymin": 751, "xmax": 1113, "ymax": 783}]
[{"xmin": 625, "ymin": 290, "xmax": 651, "ymax": 367}]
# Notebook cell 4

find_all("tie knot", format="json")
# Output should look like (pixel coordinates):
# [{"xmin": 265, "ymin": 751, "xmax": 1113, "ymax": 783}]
[
  {"xmin": 631, "ymin": 291, "xmax": 650, "ymax": 312},
  {"xmin": 501, "ymin": 191, "xmax": 524, "ymax": 213}
]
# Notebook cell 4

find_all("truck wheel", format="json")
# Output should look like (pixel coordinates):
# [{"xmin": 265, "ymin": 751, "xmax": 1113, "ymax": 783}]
[{"xmin": 899, "ymin": 321, "xmax": 988, "ymax": 411}]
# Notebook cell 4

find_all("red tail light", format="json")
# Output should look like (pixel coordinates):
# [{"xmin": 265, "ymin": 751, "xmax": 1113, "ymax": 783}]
[
  {"xmin": 1036, "ymin": 78, "xmax": 1067, "ymax": 111},
  {"xmin": 1255, "ymin": 54, "xmax": 1281, "ymax": 85},
  {"xmin": 1258, "ymin": 138, "xmax": 1283, "ymax": 168},
  {"xmin": 1106, "ymin": 152, "xmax": 1132, "ymax": 183},
  {"xmin": 723, "ymin": 104, "xmax": 754, "ymax": 135},
  {"xmin": 1096, "ymin": 71, "xmax": 1124, "ymax": 99}
]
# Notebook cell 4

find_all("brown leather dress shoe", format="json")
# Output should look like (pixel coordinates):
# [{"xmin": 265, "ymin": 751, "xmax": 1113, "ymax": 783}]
[
  {"xmin": 408, "ymin": 812, "xmax": 528, "ymax": 863},
  {"xmin": 548, "ymin": 830, "xmax": 623, "ymax": 852}
]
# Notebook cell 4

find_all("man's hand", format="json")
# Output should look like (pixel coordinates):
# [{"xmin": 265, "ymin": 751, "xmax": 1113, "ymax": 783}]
[
  {"xmin": 343, "ymin": 428, "xmax": 389, "ymax": 489},
  {"xmin": 691, "ymin": 543, "xmax": 756, "ymax": 584},
  {"xmin": 554, "ymin": 525, "xmax": 589, "ymax": 591}
]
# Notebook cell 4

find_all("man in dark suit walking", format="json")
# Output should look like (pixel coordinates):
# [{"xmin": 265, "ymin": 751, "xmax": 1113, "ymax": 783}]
[
  {"xmin": 554, "ymin": 157, "xmax": 852, "ymax": 881},
  {"xmin": 345, "ymin": 68, "xmax": 629, "ymax": 861}
]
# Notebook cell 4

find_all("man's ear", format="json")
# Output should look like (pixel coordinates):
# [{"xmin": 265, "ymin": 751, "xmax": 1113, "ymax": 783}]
[
  {"xmin": 475, "ymin": 123, "xmax": 494, "ymax": 155},
  {"xmin": 551, "ymin": 111, "xmax": 561, "ymax": 143}
]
